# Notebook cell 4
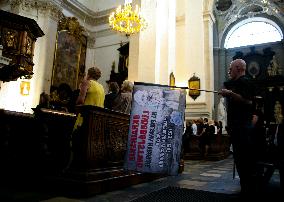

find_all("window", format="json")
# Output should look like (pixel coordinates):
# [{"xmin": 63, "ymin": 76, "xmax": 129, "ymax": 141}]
[{"xmin": 224, "ymin": 17, "xmax": 283, "ymax": 49}]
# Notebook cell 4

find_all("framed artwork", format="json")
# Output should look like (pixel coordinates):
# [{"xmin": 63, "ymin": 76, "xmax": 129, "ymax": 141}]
[
  {"xmin": 188, "ymin": 74, "xmax": 201, "ymax": 100},
  {"xmin": 51, "ymin": 17, "xmax": 87, "ymax": 91},
  {"xmin": 247, "ymin": 61, "xmax": 260, "ymax": 78}
]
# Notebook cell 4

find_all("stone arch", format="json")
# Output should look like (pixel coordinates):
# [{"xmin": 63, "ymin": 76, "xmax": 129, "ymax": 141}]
[{"xmin": 220, "ymin": 14, "xmax": 284, "ymax": 48}]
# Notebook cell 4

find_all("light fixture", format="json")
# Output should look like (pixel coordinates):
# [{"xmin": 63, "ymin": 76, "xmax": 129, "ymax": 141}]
[
  {"xmin": 109, "ymin": 0, "xmax": 147, "ymax": 36},
  {"xmin": 188, "ymin": 73, "xmax": 201, "ymax": 100}
]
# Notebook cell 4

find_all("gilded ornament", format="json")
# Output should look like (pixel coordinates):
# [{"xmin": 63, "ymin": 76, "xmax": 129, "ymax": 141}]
[{"xmin": 58, "ymin": 16, "xmax": 85, "ymax": 39}]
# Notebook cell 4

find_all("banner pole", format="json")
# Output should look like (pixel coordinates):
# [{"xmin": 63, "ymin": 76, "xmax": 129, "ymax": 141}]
[
  {"xmin": 169, "ymin": 86, "xmax": 219, "ymax": 93},
  {"xmin": 189, "ymin": 88, "xmax": 219, "ymax": 93}
]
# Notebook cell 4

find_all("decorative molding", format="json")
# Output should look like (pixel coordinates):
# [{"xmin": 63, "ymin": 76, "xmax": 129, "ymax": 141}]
[
  {"xmin": 10, "ymin": 0, "xmax": 63, "ymax": 22},
  {"xmin": 62, "ymin": 0, "xmax": 112, "ymax": 26},
  {"xmin": 203, "ymin": 11, "xmax": 216, "ymax": 23},
  {"xmin": 214, "ymin": 0, "xmax": 284, "ymax": 40},
  {"xmin": 185, "ymin": 102, "xmax": 211, "ymax": 119},
  {"xmin": 95, "ymin": 28, "xmax": 116, "ymax": 38},
  {"xmin": 86, "ymin": 35, "xmax": 96, "ymax": 49}
]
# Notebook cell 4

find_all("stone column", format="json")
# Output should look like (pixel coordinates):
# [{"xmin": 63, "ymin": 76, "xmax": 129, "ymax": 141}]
[
  {"xmin": 182, "ymin": 0, "xmax": 215, "ymax": 120},
  {"xmin": 128, "ymin": 0, "xmax": 175, "ymax": 86},
  {"xmin": 183, "ymin": 0, "xmax": 208, "ymax": 120}
]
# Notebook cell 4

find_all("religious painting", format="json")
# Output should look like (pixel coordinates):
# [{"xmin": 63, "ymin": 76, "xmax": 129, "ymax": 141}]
[{"xmin": 51, "ymin": 17, "xmax": 86, "ymax": 91}]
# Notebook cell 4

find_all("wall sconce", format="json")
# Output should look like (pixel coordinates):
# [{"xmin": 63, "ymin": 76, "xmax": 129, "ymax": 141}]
[
  {"xmin": 188, "ymin": 73, "xmax": 200, "ymax": 100},
  {"xmin": 20, "ymin": 81, "xmax": 30, "ymax": 96},
  {"xmin": 169, "ymin": 72, "xmax": 175, "ymax": 87}
]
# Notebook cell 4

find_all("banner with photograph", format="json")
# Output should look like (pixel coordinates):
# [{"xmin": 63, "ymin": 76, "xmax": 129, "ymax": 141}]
[{"xmin": 124, "ymin": 82, "xmax": 186, "ymax": 175}]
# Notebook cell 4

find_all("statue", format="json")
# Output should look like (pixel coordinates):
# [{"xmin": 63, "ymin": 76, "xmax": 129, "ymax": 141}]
[
  {"xmin": 274, "ymin": 101, "xmax": 283, "ymax": 124},
  {"xmin": 217, "ymin": 97, "xmax": 227, "ymax": 134},
  {"xmin": 267, "ymin": 55, "xmax": 280, "ymax": 76}
]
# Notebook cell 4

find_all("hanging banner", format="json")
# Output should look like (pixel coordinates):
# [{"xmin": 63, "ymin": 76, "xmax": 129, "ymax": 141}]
[{"xmin": 124, "ymin": 82, "xmax": 186, "ymax": 175}]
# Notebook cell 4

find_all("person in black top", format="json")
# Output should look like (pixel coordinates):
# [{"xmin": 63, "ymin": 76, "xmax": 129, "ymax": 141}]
[
  {"xmin": 218, "ymin": 59, "xmax": 257, "ymax": 195},
  {"xmin": 104, "ymin": 82, "xmax": 120, "ymax": 110},
  {"xmin": 199, "ymin": 118, "xmax": 210, "ymax": 158}
]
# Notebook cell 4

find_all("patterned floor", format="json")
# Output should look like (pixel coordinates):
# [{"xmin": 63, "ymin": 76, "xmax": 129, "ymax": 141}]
[
  {"xmin": 2, "ymin": 155, "xmax": 280, "ymax": 202},
  {"xmin": 41, "ymin": 154, "xmax": 281, "ymax": 202},
  {"xmin": 76, "ymin": 155, "xmax": 240, "ymax": 202}
]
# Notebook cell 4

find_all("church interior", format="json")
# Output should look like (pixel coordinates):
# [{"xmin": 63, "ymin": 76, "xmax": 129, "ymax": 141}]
[{"xmin": 0, "ymin": 0, "xmax": 284, "ymax": 201}]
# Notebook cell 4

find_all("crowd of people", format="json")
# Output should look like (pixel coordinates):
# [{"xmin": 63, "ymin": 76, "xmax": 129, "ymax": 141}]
[
  {"xmin": 37, "ymin": 66, "xmax": 134, "ymax": 116},
  {"xmin": 183, "ymin": 118, "xmax": 224, "ymax": 158}
]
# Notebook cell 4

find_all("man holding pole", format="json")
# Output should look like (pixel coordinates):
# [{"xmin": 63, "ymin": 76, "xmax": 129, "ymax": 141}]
[{"xmin": 218, "ymin": 58, "xmax": 257, "ymax": 196}]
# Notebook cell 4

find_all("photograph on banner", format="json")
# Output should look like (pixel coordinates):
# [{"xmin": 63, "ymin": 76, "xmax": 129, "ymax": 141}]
[{"xmin": 124, "ymin": 82, "xmax": 186, "ymax": 175}]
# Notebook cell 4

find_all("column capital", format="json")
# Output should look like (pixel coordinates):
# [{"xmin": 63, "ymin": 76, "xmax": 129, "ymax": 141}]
[
  {"xmin": 10, "ymin": 0, "xmax": 63, "ymax": 22},
  {"xmin": 86, "ymin": 34, "xmax": 96, "ymax": 49},
  {"xmin": 203, "ymin": 11, "xmax": 215, "ymax": 24}
]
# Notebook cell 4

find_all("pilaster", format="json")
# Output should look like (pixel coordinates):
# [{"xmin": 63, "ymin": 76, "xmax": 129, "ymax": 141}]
[
  {"xmin": 129, "ymin": 0, "xmax": 157, "ymax": 83},
  {"xmin": 203, "ymin": 10, "xmax": 215, "ymax": 118}
]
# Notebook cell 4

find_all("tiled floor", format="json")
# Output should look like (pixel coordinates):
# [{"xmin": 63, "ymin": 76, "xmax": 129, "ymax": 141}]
[
  {"xmin": 1, "ymin": 155, "xmax": 281, "ymax": 201},
  {"xmin": 42, "ymin": 154, "xmax": 281, "ymax": 202}
]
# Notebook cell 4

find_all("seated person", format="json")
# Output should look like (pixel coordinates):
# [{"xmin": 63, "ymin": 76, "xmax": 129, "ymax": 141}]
[
  {"xmin": 49, "ymin": 83, "xmax": 72, "ymax": 112},
  {"xmin": 104, "ymin": 82, "xmax": 120, "ymax": 110},
  {"xmin": 112, "ymin": 80, "xmax": 134, "ymax": 114},
  {"xmin": 74, "ymin": 66, "xmax": 105, "ymax": 130},
  {"xmin": 35, "ymin": 92, "xmax": 50, "ymax": 109}
]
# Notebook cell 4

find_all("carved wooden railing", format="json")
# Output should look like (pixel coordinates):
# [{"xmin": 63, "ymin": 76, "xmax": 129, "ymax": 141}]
[
  {"xmin": 0, "ymin": 108, "xmax": 77, "ymax": 181},
  {"xmin": 183, "ymin": 134, "xmax": 231, "ymax": 160},
  {"xmin": 33, "ymin": 108, "xmax": 77, "ymax": 173},
  {"xmin": 70, "ymin": 105, "xmax": 130, "ymax": 170},
  {"xmin": 57, "ymin": 105, "xmax": 167, "ymax": 196},
  {"xmin": 0, "ymin": 106, "xmax": 169, "ymax": 196}
]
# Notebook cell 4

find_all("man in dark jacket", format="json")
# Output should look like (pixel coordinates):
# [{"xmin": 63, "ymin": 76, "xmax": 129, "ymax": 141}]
[{"xmin": 218, "ymin": 59, "xmax": 256, "ymax": 195}]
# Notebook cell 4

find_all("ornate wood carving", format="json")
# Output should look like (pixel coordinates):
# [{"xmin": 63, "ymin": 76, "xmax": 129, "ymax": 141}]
[
  {"xmin": 0, "ymin": 10, "xmax": 44, "ymax": 81},
  {"xmin": 71, "ymin": 105, "xmax": 130, "ymax": 169},
  {"xmin": 90, "ymin": 113, "xmax": 106, "ymax": 159},
  {"xmin": 106, "ymin": 120, "xmax": 129, "ymax": 162}
]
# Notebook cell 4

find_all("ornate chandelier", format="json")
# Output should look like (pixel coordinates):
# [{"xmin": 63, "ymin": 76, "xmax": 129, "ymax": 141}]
[{"xmin": 109, "ymin": 1, "xmax": 147, "ymax": 36}]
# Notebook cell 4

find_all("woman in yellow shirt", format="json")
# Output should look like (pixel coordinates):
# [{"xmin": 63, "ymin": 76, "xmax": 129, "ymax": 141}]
[{"xmin": 74, "ymin": 66, "xmax": 105, "ymax": 130}]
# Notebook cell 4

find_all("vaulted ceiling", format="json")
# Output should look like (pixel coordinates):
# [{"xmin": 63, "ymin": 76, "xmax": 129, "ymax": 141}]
[{"xmin": 213, "ymin": 0, "xmax": 284, "ymax": 43}]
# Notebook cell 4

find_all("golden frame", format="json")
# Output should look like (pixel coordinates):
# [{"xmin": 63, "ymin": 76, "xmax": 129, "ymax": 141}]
[
  {"xmin": 188, "ymin": 73, "xmax": 201, "ymax": 100},
  {"xmin": 51, "ymin": 16, "xmax": 87, "ymax": 91}
]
